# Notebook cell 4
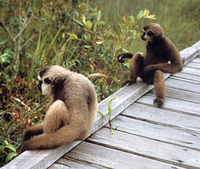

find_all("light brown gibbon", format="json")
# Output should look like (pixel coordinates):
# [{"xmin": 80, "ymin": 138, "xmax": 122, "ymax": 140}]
[
  {"xmin": 118, "ymin": 23, "xmax": 183, "ymax": 108},
  {"xmin": 18, "ymin": 65, "xmax": 98, "ymax": 154}
]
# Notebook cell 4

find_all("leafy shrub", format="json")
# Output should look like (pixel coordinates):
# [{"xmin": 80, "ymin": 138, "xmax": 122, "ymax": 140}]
[{"xmin": 0, "ymin": 0, "xmax": 155, "ymax": 166}]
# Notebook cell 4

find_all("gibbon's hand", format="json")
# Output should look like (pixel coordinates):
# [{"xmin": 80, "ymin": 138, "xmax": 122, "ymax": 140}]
[{"xmin": 22, "ymin": 129, "xmax": 32, "ymax": 141}]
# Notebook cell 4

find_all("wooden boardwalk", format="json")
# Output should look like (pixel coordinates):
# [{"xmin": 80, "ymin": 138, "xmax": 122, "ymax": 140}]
[
  {"xmin": 3, "ymin": 41, "xmax": 200, "ymax": 169},
  {"xmin": 49, "ymin": 55, "xmax": 200, "ymax": 168}
]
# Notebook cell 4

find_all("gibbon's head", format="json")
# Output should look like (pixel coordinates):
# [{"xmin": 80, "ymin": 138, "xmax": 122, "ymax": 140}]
[
  {"xmin": 37, "ymin": 65, "xmax": 68, "ymax": 96},
  {"xmin": 141, "ymin": 23, "xmax": 164, "ymax": 43}
]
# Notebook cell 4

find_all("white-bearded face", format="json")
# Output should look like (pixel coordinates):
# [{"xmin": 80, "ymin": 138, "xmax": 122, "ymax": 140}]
[{"xmin": 37, "ymin": 75, "xmax": 52, "ymax": 96}]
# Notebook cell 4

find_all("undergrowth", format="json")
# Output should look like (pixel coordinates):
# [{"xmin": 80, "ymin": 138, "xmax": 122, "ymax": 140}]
[{"xmin": 0, "ymin": 0, "xmax": 199, "ymax": 166}]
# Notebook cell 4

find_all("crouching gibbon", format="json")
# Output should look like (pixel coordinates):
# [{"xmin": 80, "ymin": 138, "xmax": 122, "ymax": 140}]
[
  {"xmin": 118, "ymin": 23, "xmax": 183, "ymax": 108},
  {"xmin": 18, "ymin": 65, "xmax": 98, "ymax": 154}
]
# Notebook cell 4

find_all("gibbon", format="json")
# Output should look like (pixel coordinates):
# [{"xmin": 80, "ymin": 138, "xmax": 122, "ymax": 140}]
[
  {"xmin": 18, "ymin": 65, "xmax": 98, "ymax": 153},
  {"xmin": 118, "ymin": 23, "xmax": 183, "ymax": 108}
]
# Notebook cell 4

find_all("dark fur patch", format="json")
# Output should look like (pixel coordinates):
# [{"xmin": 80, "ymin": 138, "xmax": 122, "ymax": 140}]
[
  {"xmin": 39, "ymin": 67, "xmax": 50, "ymax": 78},
  {"xmin": 52, "ymin": 76, "xmax": 67, "ymax": 101},
  {"xmin": 44, "ymin": 78, "xmax": 51, "ymax": 84}
]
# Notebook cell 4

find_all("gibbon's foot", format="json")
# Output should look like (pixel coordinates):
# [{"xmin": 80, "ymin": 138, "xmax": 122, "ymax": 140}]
[
  {"xmin": 153, "ymin": 98, "xmax": 164, "ymax": 108},
  {"xmin": 122, "ymin": 80, "xmax": 135, "ymax": 87}
]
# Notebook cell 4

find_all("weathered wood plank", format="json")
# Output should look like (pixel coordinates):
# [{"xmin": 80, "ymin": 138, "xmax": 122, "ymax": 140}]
[
  {"xmin": 150, "ymin": 87, "xmax": 200, "ymax": 104},
  {"xmin": 138, "ymin": 94, "xmax": 200, "ymax": 116},
  {"xmin": 88, "ymin": 127, "xmax": 200, "ymax": 168},
  {"xmin": 109, "ymin": 115, "xmax": 200, "ymax": 150},
  {"xmin": 49, "ymin": 157, "xmax": 96, "ymax": 169},
  {"xmin": 173, "ymin": 72, "xmax": 200, "ymax": 83},
  {"xmin": 180, "ymin": 46, "xmax": 198, "ymax": 65},
  {"xmin": 60, "ymin": 142, "xmax": 184, "ymax": 169},
  {"xmin": 121, "ymin": 103, "xmax": 200, "ymax": 133},
  {"xmin": 2, "ymin": 142, "xmax": 83, "ymax": 169},
  {"xmin": 186, "ymin": 62, "xmax": 200, "ymax": 69},
  {"xmin": 180, "ymin": 67, "xmax": 200, "ymax": 76},
  {"xmin": 165, "ymin": 78, "xmax": 200, "ymax": 93},
  {"xmin": 192, "ymin": 58, "xmax": 200, "ymax": 63}
]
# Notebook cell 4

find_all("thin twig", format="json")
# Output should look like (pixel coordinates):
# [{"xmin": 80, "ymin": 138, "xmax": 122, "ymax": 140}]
[
  {"xmin": 11, "ymin": 96, "xmax": 31, "ymax": 111},
  {"xmin": 1, "ymin": 19, "xmax": 15, "ymax": 42},
  {"xmin": 20, "ymin": 35, "xmax": 35, "ymax": 50}
]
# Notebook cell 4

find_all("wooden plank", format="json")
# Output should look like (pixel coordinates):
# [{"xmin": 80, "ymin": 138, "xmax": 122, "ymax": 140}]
[
  {"xmin": 60, "ymin": 142, "xmax": 184, "ymax": 169},
  {"xmin": 2, "ymin": 142, "xmax": 83, "ymax": 169},
  {"xmin": 49, "ymin": 157, "xmax": 96, "ymax": 169},
  {"xmin": 165, "ymin": 78, "xmax": 200, "ymax": 93},
  {"xmin": 180, "ymin": 67, "xmax": 200, "ymax": 76},
  {"xmin": 150, "ymin": 87, "xmax": 200, "ymax": 104},
  {"xmin": 192, "ymin": 40, "xmax": 200, "ymax": 55},
  {"xmin": 109, "ymin": 115, "xmax": 200, "ymax": 150},
  {"xmin": 173, "ymin": 72, "xmax": 200, "ymax": 83},
  {"xmin": 88, "ymin": 127, "xmax": 200, "ymax": 168},
  {"xmin": 186, "ymin": 62, "xmax": 200, "ymax": 69},
  {"xmin": 138, "ymin": 94, "xmax": 200, "ymax": 116},
  {"xmin": 192, "ymin": 58, "xmax": 200, "ymax": 63},
  {"xmin": 180, "ymin": 46, "xmax": 198, "ymax": 65},
  {"xmin": 121, "ymin": 103, "xmax": 200, "ymax": 132}
]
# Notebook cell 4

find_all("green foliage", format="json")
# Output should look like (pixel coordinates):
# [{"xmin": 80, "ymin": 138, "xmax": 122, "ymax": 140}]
[
  {"xmin": 1, "ymin": 0, "xmax": 199, "ymax": 166},
  {"xmin": 0, "ymin": 1, "xmax": 155, "ymax": 166},
  {"xmin": 98, "ymin": 98, "xmax": 116, "ymax": 134},
  {"xmin": 0, "ymin": 140, "xmax": 17, "ymax": 165}
]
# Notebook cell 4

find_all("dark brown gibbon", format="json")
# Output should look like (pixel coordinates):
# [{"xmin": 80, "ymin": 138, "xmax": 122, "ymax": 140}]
[
  {"xmin": 118, "ymin": 23, "xmax": 183, "ymax": 108},
  {"xmin": 18, "ymin": 65, "xmax": 98, "ymax": 154}
]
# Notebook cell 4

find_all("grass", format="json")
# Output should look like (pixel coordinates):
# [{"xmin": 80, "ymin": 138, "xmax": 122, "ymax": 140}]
[
  {"xmin": 94, "ymin": 0, "xmax": 200, "ymax": 52},
  {"xmin": 0, "ymin": 0, "xmax": 200, "ymax": 166}
]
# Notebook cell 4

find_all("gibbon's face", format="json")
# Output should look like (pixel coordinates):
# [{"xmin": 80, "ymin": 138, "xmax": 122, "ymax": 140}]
[
  {"xmin": 37, "ymin": 75, "xmax": 52, "ymax": 96},
  {"xmin": 141, "ymin": 23, "xmax": 164, "ymax": 42},
  {"xmin": 37, "ymin": 65, "xmax": 67, "ymax": 96}
]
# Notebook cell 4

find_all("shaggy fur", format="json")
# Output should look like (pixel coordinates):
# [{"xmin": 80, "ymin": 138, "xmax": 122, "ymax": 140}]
[
  {"xmin": 18, "ymin": 65, "xmax": 97, "ymax": 153},
  {"xmin": 118, "ymin": 23, "xmax": 183, "ymax": 108}
]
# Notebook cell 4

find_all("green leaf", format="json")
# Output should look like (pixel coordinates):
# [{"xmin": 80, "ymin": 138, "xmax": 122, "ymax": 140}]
[
  {"xmin": 143, "ymin": 9, "xmax": 149, "ymax": 16},
  {"xmin": 67, "ymin": 33, "xmax": 80, "ymax": 40},
  {"xmin": 5, "ymin": 144, "xmax": 16, "ymax": 152},
  {"xmin": 97, "ymin": 110, "xmax": 107, "ymax": 121},
  {"xmin": 124, "ymin": 62, "xmax": 130, "ymax": 69},
  {"xmin": 97, "ymin": 10, "xmax": 102, "ymax": 21},
  {"xmin": 87, "ymin": 34, "xmax": 91, "ymax": 41},
  {"xmin": 93, "ymin": 23, "xmax": 97, "ymax": 32},
  {"xmin": 73, "ymin": 18, "xmax": 84, "ymax": 26},
  {"xmin": 5, "ymin": 152, "xmax": 17, "ymax": 163},
  {"xmin": 84, "ymin": 45, "xmax": 91, "ymax": 49},
  {"xmin": 123, "ymin": 16, "xmax": 126, "ymax": 23},
  {"xmin": 110, "ymin": 77, "xmax": 120, "ymax": 85},
  {"xmin": 136, "ymin": 13, "xmax": 141, "ymax": 21},
  {"xmin": 131, "ymin": 30, "xmax": 137, "ymax": 36},
  {"xmin": 86, "ymin": 20, "xmax": 92, "ymax": 30},
  {"xmin": 118, "ymin": 23, "xmax": 123, "ymax": 32},
  {"xmin": 139, "ymin": 10, "xmax": 143, "ymax": 17},
  {"xmin": 96, "ymin": 41, "xmax": 103, "ymax": 44},
  {"xmin": 106, "ymin": 17, "xmax": 110, "ymax": 28},
  {"xmin": 82, "ymin": 15, "xmax": 86, "ymax": 24},
  {"xmin": 130, "ymin": 15, "xmax": 135, "ymax": 22},
  {"xmin": 108, "ymin": 98, "xmax": 116, "ymax": 118},
  {"xmin": 122, "ymin": 48, "xmax": 129, "ymax": 53}
]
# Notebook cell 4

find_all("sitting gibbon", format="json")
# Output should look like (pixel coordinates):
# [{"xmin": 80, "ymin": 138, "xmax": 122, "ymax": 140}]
[
  {"xmin": 118, "ymin": 23, "xmax": 183, "ymax": 108},
  {"xmin": 18, "ymin": 65, "xmax": 97, "ymax": 153}
]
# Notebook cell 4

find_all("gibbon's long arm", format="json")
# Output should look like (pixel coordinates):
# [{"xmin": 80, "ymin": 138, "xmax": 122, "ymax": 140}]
[
  {"xmin": 143, "ymin": 54, "xmax": 183, "ymax": 75},
  {"xmin": 117, "ymin": 53, "xmax": 133, "ymax": 63},
  {"xmin": 22, "ymin": 123, "xmax": 44, "ymax": 141},
  {"xmin": 18, "ymin": 125, "xmax": 84, "ymax": 153}
]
